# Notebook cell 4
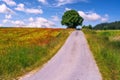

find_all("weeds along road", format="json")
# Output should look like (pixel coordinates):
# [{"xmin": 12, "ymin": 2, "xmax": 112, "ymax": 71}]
[{"xmin": 20, "ymin": 31, "xmax": 102, "ymax": 80}]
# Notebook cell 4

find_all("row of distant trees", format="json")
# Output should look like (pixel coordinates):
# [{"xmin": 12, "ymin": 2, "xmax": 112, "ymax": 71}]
[
  {"xmin": 82, "ymin": 21, "xmax": 120, "ymax": 30},
  {"xmin": 82, "ymin": 25, "xmax": 92, "ymax": 29},
  {"xmin": 93, "ymin": 21, "xmax": 120, "ymax": 30},
  {"xmin": 79, "ymin": 21, "xmax": 120, "ymax": 30},
  {"xmin": 81, "ymin": 21, "xmax": 120, "ymax": 30}
]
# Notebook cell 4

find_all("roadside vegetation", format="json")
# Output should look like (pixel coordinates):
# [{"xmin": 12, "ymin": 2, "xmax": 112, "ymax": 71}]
[
  {"xmin": 83, "ymin": 29, "xmax": 120, "ymax": 80},
  {"xmin": 0, "ymin": 28, "xmax": 73, "ymax": 80}
]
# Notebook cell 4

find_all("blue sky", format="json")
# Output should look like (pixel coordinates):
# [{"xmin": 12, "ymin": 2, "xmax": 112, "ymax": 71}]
[{"xmin": 0, "ymin": 0, "xmax": 119, "ymax": 28}]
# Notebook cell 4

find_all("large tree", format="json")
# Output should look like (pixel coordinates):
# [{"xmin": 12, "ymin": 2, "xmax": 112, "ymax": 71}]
[{"xmin": 61, "ymin": 10, "xmax": 84, "ymax": 28}]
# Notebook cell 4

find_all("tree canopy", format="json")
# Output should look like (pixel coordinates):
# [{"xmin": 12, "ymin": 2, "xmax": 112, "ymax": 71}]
[{"xmin": 61, "ymin": 10, "xmax": 84, "ymax": 29}]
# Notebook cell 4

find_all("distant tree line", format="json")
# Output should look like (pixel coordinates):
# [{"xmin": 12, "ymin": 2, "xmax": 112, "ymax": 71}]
[
  {"xmin": 82, "ymin": 25, "xmax": 93, "ymax": 29},
  {"xmin": 93, "ymin": 21, "xmax": 120, "ymax": 30}
]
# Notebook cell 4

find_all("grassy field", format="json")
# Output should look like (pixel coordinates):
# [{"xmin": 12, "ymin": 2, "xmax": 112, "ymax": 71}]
[
  {"xmin": 0, "ymin": 28, "xmax": 73, "ymax": 80},
  {"xmin": 83, "ymin": 29, "xmax": 120, "ymax": 80}
]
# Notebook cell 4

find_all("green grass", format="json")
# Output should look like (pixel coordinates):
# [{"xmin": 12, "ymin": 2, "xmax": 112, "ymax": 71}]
[
  {"xmin": 0, "ymin": 28, "xmax": 73, "ymax": 80},
  {"xmin": 83, "ymin": 29, "xmax": 120, "ymax": 80}
]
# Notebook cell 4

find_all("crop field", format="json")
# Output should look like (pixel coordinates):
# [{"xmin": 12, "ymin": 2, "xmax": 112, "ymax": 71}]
[
  {"xmin": 0, "ymin": 28, "xmax": 72, "ymax": 80},
  {"xmin": 83, "ymin": 29, "xmax": 120, "ymax": 80}
]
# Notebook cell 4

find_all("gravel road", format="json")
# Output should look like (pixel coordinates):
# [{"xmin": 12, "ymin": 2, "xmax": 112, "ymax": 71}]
[{"xmin": 20, "ymin": 31, "xmax": 102, "ymax": 80}]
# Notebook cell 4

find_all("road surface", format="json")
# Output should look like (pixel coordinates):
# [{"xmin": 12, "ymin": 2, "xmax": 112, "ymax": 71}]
[{"xmin": 20, "ymin": 31, "xmax": 102, "ymax": 80}]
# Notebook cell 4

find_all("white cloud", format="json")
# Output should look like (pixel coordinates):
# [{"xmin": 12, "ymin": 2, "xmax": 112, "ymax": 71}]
[
  {"xmin": 15, "ymin": 3, "xmax": 25, "ymax": 11},
  {"xmin": 57, "ymin": 0, "xmax": 72, "ymax": 6},
  {"xmin": 26, "ymin": 8, "xmax": 43, "ymax": 14},
  {"xmin": 15, "ymin": 3, "xmax": 43, "ymax": 14},
  {"xmin": 101, "ymin": 14, "xmax": 109, "ymax": 22},
  {"xmin": 29, "ymin": 17, "xmax": 34, "ymax": 22},
  {"xmin": 101, "ymin": 18, "xmax": 108, "ymax": 22},
  {"xmin": 2, "ymin": 19, "xmax": 25, "ymax": 27},
  {"xmin": 3, "ymin": 19, "xmax": 9, "ymax": 23},
  {"xmin": 2, "ymin": 0, "xmax": 16, "ymax": 6},
  {"xmin": 78, "ymin": 11, "xmax": 101, "ymax": 21},
  {"xmin": 1, "ymin": 17, "xmax": 54, "ymax": 27},
  {"xmin": 51, "ymin": 16, "xmax": 59, "ymax": 21},
  {"xmin": 5, "ymin": 14, "xmax": 12, "ymax": 19},
  {"xmin": 0, "ymin": 4, "xmax": 14, "ymax": 14},
  {"xmin": 56, "ymin": 0, "xmax": 87, "ymax": 6},
  {"xmin": 78, "ymin": 11, "xmax": 109, "ymax": 22},
  {"xmin": 0, "ymin": 24, "xmax": 2, "ymax": 26},
  {"xmin": 28, "ymin": 17, "xmax": 55, "ymax": 28},
  {"xmin": 38, "ymin": 0, "xmax": 47, "ymax": 4},
  {"xmin": 11, "ymin": 20, "xmax": 25, "ymax": 27},
  {"xmin": 65, "ymin": 7, "xmax": 71, "ymax": 11}
]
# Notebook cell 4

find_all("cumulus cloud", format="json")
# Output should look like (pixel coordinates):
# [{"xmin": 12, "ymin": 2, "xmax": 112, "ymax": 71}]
[
  {"xmin": 26, "ymin": 8, "xmax": 43, "ymax": 14},
  {"xmin": 78, "ymin": 11, "xmax": 109, "ymax": 22},
  {"xmin": 2, "ymin": 0, "xmax": 16, "ymax": 6},
  {"xmin": 29, "ymin": 17, "xmax": 34, "ymax": 22},
  {"xmin": 0, "ymin": 24, "xmax": 2, "ymax": 27},
  {"xmin": 28, "ymin": 17, "xmax": 55, "ymax": 28},
  {"xmin": 11, "ymin": 20, "xmax": 25, "ymax": 27},
  {"xmin": 2, "ymin": 17, "xmax": 54, "ymax": 27},
  {"xmin": 2, "ymin": 19, "xmax": 25, "ymax": 27},
  {"xmin": 101, "ymin": 14, "xmax": 109, "ymax": 22},
  {"xmin": 78, "ymin": 11, "xmax": 101, "ymax": 21},
  {"xmin": 15, "ymin": 3, "xmax": 43, "ymax": 14},
  {"xmin": 56, "ymin": 0, "xmax": 87, "ymax": 6},
  {"xmin": 38, "ymin": 0, "xmax": 47, "ymax": 4},
  {"xmin": 65, "ymin": 7, "xmax": 71, "ymax": 11},
  {"xmin": 0, "ymin": 4, "xmax": 14, "ymax": 14},
  {"xmin": 3, "ymin": 19, "xmax": 9, "ymax": 23},
  {"xmin": 15, "ymin": 3, "xmax": 25, "ymax": 11},
  {"xmin": 51, "ymin": 16, "xmax": 59, "ymax": 21},
  {"xmin": 5, "ymin": 14, "xmax": 12, "ymax": 19}
]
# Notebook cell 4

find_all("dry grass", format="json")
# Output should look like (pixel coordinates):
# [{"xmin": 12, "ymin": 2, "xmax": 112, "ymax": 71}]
[{"xmin": 0, "ymin": 28, "xmax": 73, "ymax": 80}]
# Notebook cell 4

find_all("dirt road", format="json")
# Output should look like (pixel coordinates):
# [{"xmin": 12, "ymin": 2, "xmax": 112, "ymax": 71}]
[{"xmin": 20, "ymin": 31, "xmax": 102, "ymax": 80}]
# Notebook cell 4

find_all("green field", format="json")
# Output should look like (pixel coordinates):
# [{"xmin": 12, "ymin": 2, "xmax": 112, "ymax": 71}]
[
  {"xmin": 0, "ymin": 28, "xmax": 72, "ymax": 80},
  {"xmin": 83, "ymin": 29, "xmax": 120, "ymax": 80}
]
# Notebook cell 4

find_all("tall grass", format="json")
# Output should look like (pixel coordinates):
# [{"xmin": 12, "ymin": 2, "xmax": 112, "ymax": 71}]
[
  {"xmin": 0, "ymin": 28, "xmax": 73, "ymax": 80},
  {"xmin": 83, "ymin": 29, "xmax": 120, "ymax": 80}
]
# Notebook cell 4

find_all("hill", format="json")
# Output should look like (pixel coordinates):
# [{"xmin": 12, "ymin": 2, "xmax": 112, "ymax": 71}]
[{"xmin": 94, "ymin": 21, "xmax": 120, "ymax": 30}]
